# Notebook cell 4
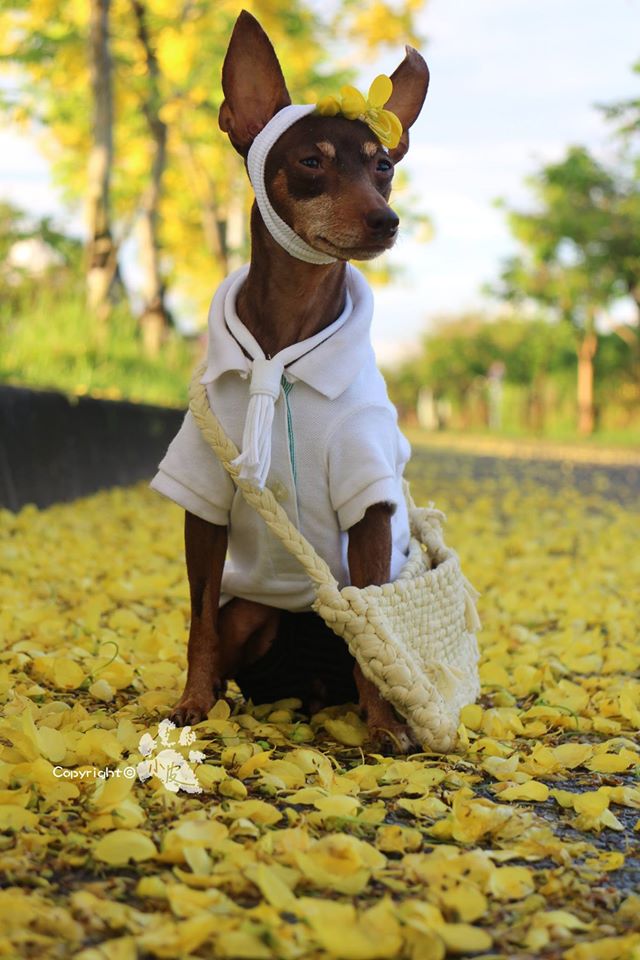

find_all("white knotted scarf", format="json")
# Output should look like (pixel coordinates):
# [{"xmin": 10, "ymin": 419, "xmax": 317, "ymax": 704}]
[
  {"xmin": 228, "ymin": 103, "xmax": 347, "ymax": 487},
  {"xmin": 224, "ymin": 278, "xmax": 353, "ymax": 488}
]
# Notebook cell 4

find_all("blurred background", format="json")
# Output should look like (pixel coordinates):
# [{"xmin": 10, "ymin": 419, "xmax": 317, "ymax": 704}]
[{"xmin": 0, "ymin": 0, "xmax": 638, "ymax": 444}]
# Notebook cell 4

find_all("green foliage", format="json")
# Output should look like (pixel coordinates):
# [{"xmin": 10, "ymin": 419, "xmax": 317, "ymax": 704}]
[
  {"xmin": 0, "ymin": 0, "xmax": 428, "ymax": 316},
  {"xmin": 0, "ymin": 279, "xmax": 196, "ymax": 407},
  {"xmin": 598, "ymin": 58, "xmax": 640, "ymax": 149},
  {"xmin": 0, "ymin": 201, "xmax": 82, "ymax": 268},
  {"xmin": 395, "ymin": 312, "xmax": 575, "ymax": 394},
  {"xmin": 384, "ymin": 312, "xmax": 639, "ymax": 438},
  {"xmin": 494, "ymin": 147, "xmax": 636, "ymax": 330}
]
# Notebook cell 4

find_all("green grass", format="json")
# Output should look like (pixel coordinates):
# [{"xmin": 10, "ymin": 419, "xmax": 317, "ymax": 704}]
[
  {"xmin": 409, "ymin": 424, "xmax": 640, "ymax": 449},
  {"xmin": 403, "ymin": 425, "xmax": 640, "ymax": 461},
  {"xmin": 0, "ymin": 286, "xmax": 197, "ymax": 408}
]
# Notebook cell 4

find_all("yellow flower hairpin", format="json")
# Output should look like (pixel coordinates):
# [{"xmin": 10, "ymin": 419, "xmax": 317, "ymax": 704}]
[{"xmin": 316, "ymin": 75, "xmax": 403, "ymax": 150}]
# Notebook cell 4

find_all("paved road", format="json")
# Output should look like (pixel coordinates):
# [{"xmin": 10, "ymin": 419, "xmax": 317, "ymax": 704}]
[{"xmin": 407, "ymin": 446, "xmax": 640, "ymax": 508}]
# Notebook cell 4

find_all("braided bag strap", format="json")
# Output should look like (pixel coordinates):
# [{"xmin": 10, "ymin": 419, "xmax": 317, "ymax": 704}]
[{"xmin": 188, "ymin": 365, "xmax": 341, "ymax": 594}]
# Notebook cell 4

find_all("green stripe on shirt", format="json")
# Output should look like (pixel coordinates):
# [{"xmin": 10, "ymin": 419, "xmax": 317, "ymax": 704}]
[{"xmin": 282, "ymin": 377, "xmax": 297, "ymax": 485}]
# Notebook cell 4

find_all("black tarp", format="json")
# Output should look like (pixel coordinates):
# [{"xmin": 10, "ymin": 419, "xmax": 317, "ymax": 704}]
[{"xmin": 0, "ymin": 384, "xmax": 184, "ymax": 511}]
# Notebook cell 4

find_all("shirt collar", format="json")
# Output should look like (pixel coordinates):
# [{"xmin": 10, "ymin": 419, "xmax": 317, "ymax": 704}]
[{"xmin": 199, "ymin": 263, "xmax": 375, "ymax": 400}]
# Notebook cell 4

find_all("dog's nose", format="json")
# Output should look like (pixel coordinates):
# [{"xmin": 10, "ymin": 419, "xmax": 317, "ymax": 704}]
[{"xmin": 365, "ymin": 208, "xmax": 400, "ymax": 237}]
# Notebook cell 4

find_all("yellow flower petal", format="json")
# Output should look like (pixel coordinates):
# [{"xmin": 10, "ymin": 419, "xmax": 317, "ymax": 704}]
[
  {"xmin": 316, "ymin": 95, "xmax": 340, "ymax": 116},
  {"xmin": 368, "ymin": 74, "xmax": 393, "ymax": 108},
  {"xmin": 340, "ymin": 85, "xmax": 367, "ymax": 119},
  {"xmin": 94, "ymin": 829, "xmax": 157, "ymax": 865},
  {"xmin": 489, "ymin": 865, "xmax": 535, "ymax": 900},
  {"xmin": 365, "ymin": 108, "xmax": 403, "ymax": 149},
  {"xmin": 383, "ymin": 109, "xmax": 403, "ymax": 146}
]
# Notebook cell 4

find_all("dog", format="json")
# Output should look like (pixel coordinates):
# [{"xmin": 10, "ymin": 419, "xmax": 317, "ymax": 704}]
[{"xmin": 150, "ymin": 10, "xmax": 429, "ymax": 753}]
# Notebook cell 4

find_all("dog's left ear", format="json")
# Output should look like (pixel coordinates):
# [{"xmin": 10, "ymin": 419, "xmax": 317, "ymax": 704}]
[{"xmin": 385, "ymin": 47, "xmax": 430, "ymax": 163}]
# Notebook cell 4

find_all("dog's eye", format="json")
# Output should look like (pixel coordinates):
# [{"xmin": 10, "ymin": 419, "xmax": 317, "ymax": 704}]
[
  {"xmin": 300, "ymin": 157, "xmax": 321, "ymax": 169},
  {"xmin": 376, "ymin": 158, "xmax": 393, "ymax": 173}
]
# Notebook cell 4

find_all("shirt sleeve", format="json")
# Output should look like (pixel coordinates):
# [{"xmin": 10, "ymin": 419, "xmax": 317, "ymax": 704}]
[
  {"xmin": 149, "ymin": 408, "xmax": 234, "ymax": 525},
  {"xmin": 327, "ymin": 404, "xmax": 410, "ymax": 531}
]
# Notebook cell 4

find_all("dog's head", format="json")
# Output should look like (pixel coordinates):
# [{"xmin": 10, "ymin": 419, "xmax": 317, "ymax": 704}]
[{"xmin": 219, "ymin": 11, "xmax": 429, "ymax": 262}]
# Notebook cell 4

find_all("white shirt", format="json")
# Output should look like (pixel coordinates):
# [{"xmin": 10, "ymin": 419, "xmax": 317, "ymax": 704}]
[{"xmin": 150, "ymin": 263, "xmax": 412, "ymax": 611}]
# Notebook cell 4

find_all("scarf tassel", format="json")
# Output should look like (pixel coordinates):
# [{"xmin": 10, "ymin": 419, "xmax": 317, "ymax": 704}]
[{"xmin": 231, "ymin": 357, "xmax": 283, "ymax": 488}]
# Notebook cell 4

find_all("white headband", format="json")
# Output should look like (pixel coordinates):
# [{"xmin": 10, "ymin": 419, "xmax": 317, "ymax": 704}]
[{"xmin": 246, "ymin": 104, "xmax": 338, "ymax": 265}]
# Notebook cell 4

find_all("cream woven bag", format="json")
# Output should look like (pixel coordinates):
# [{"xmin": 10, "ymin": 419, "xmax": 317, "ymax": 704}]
[{"xmin": 189, "ymin": 366, "xmax": 481, "ymax": 753}]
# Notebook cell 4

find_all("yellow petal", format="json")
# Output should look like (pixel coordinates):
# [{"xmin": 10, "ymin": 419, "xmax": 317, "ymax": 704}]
[
  {"xmin": 368, "ymin": 74, "xmax": 393, "ymax": 108},
  {"xmin": 316, "ymin": 95, "xmax": 340, "ymax": 116},
  {"xmin": 489, "ymin": 865, "xmax": 535, "ymax": 900},
  {"xmin": 216, "ymin": 930, "xmax": 272, "ymax": 959},
  {"xmin": 89, "ymin": 678, "xmax": 115, "ymax": 702},
  {"xmin": 438, "ymin": 923, "xmax": 493, "ymax": 954},
  {"xmin": 0, "ymin": 805, "xmax": 39, "ymax": 830},
  {"xmin": 382, "ymin": 109, "xmax": 403, "ymax": 148},
  {"xmin": 244, "ymin": 863, "xmax": 296, "ymax": 910},
  {"xmin": 218, "ymin": 777, "xmax": 248, "ymax": 799},
  {"xmin": 35, "ymin": 726, "xmax": 67, "ymax": 763},
  {"xmin": 312, "ymin": 794, "xmax": 361, "ymax": 818},
  {"xmin": 440, "ymin": 883, "xmax": 488, "ymax": 922},
  {"xmin": 461, "ymin": 703, "xmax": 483, "ymax": 731},
  {"xmin": 550, "ymin": 743, "xmax": 593, "ymax": 768},
  {"xmin": 183, "ymin": 845, "xmax": 212, "ymax": 876},
  {"xmin": 498, "ymin": 780, "xmax": 549, "ymax": 802},
  {"xmin": 574, "ymin": 791, "xmax": 609, "ymax": 816},
  {"xmin": 236, "ymin": 749, "xmax": 273, "ymax": 779},
  {"xmin": 94, "ymin": 829, "xmax": 157, "ymax": 865},
  {"xmin": 323, "ymin": 714, "xmax": 368, "ymax": 746},
  {"xmin": 366, "ymin": 109, "xmax": 403, "ymax": 149},
  {"xmin": 137, "ymin": 916, "xmax": 218, "ymax": 958},
  {"xmin": 340, "ymin": 85, "xmax": 367, "ymax": 119},
  {"xmin": 300, "ymin": 898, "xmax": 403, "ymax": 959},
  {"xmin": 220, "ymin": 799, "xmax": 282, "ymax": 825},
  {"xmin": 587, "ymin": 750, "xmax": 638, "ymax": 773},
  {"xmin": 52, "ymin": 658, "xmax": 86, "ymax": 689}
]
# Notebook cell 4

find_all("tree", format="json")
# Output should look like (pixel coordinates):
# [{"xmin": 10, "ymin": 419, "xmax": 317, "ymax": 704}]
[
  {"xmin": 0, "ymin": 0, "xmax": 428, "ymax": 348},
  {"xmin": 494, "ymin": 147, "xmax": 636, "ymax": 435},
  {"xmin": 599, "ymin": 59, "xmax": 640, "ymax": 147},
  {"xmin": 130, "ymin": 0, "xmax": 170, "ymax": 356},
  {"xmin": 86, "ymin": 0, "xmax": 118, "ymax": 322}
]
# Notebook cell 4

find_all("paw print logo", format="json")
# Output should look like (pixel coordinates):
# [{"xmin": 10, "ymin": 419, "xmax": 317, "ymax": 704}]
[{"xmin": 137, "ymin": 719, "xmax": 206, "ymax": 794}]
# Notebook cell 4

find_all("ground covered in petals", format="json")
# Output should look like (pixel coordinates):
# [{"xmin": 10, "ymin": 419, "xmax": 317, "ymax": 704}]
[{"xmin": 0, "ymin": 451, "xmax": 639, "ymax": 959}]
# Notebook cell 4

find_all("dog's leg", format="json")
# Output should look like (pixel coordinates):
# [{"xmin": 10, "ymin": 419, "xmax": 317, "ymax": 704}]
[
  {"xmin": 171, "ymin": 511, "xmax": 228, "ymax": 726},
  {"xmin": 348, "ymin": 503, "xmax": 421, "ymax": 754},
  {"xmin": 217, "ymin": 598, "xmax": 281, "ymax": 677}
]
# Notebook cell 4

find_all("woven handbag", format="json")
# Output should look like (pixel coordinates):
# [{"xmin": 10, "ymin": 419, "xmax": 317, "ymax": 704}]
[{"xmin": 189, "ymin": 366, "xmax": 481, "ymax": 752}]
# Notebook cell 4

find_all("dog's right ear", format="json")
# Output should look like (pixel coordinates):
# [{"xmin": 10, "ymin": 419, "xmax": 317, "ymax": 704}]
[
  {"xmin": 219, "ymin": 11, "xmax": 291, "ymax": 156},
  {"xmin": 385, "ymin": 46, "xmax": 430, "ymax": 164}
]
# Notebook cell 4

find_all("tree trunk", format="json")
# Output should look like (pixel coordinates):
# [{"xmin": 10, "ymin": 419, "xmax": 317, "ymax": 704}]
[
  {"xmin": 577, "ymin": 330, "xmax": 597, "ymax": 436},
  {"xmin": 86, "ymin": 0, "xmax": 117, "ymax": 322},
  {"xmin": 132, "ymin": 0, "xmax": 170, "ymax": 356},
  {"xmin": 136, "ymin": 208, "xmax": 167, "ymax": 357}
]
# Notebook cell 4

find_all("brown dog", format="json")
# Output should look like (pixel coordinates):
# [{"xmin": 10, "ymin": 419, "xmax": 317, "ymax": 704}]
[{"xmin": 154, "ymin": 11, "xmax": 429, "ymax": 752}]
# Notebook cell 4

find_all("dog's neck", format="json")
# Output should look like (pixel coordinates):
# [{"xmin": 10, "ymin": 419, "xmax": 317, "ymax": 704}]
[{"xmin": 235, "ymin": 204, "xmax": 347, "ymax": 359}]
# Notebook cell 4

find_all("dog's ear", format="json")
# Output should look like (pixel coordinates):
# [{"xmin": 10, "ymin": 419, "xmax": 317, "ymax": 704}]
[
  {"xmin": 219, "ymin": 10, "xmax": 291, "ymax": 156},
  {"xmin": 385, "ymin": 46, "xmax": 429, "ymax": 163}
]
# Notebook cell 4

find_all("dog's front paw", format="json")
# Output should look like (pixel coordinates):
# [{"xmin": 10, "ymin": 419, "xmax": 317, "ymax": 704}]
[
  {"xmin": 367, "ymin": 717, "xmax": 421, "ymax": 755},
  {"xmin": 355, "ymin": 665, "xmax": 421, "ymax": 755},
  {"xmin": 170, "ymin": 692, "xmax": 214, "ymax": 727}
]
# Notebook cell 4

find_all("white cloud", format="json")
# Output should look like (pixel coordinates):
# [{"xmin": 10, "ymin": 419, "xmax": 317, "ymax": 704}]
[{"xmin": 0, "ymin": 130, "xmax": 83, "ymax": 233}]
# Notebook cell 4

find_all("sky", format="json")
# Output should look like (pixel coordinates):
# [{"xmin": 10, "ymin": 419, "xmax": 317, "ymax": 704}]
[{"xmin": 1, "ymin": 0, "xmax": 639, "ymax": 364}]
